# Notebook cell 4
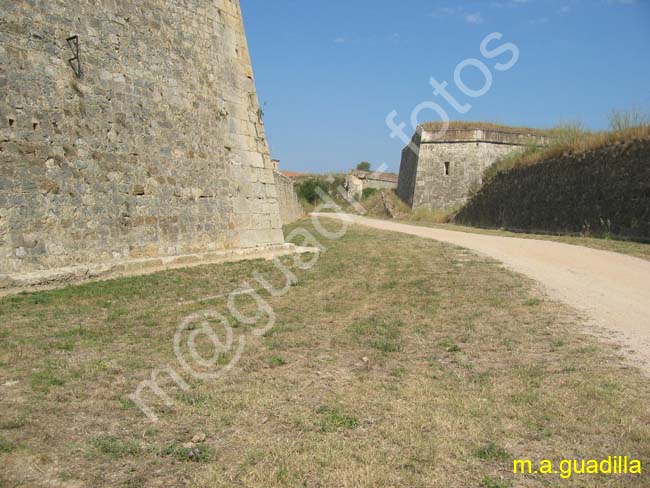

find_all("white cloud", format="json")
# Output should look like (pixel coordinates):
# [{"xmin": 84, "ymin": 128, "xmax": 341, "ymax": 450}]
[
  {"xmin": 491, "ymin": 0, "xmax": 530, "ymax": 6},
  {"xmin": 431, "ymin": 6, "xmax": 460, "ymax": 17},
  {"xmin": 431, "ymin": 7, "xmax": 485, "ymax": 24},
  {"xmin": 465, "ymin": 12, "xmax": 485, "ymax": 24},
  {"xmin": 529, "ymin": 16, "xmax": 550, "ymax": 24},
  {"xmin": 608, "ymin": 0, "xmax": 637, "ymax": 4},
  {"xmin": 558, "ymin": 5, "xmax": 571, "ymax": 13},
  {"xmin": 333, "ymin": 37, "xmax": 346, "ymax": 44},
  {"xmin": 432, "ymin": 6, "xmax": 485, "ymax": 23}
]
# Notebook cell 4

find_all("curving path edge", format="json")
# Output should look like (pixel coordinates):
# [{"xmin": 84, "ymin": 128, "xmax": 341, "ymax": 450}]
[{"xmin": 313, "ymin": 213, "xmax": 650, "ymax": 371}]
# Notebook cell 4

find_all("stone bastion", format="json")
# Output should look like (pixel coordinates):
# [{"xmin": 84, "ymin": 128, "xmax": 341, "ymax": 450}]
[
  {"xmin": 397, "ymin": 123, "xmax": 550, "ymax": 210},
  {"xmin": 0, "ymin": 0, "xmax": 303, "ymax": 291}
]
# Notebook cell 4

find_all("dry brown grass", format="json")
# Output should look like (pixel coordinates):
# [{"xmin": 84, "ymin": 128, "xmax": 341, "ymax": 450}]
[
  {"xmin": 359, "ymin": 189, "xmax": 411, "ymax": 219},
  {"xmin": 419, "ymin": 121, "xmax": 549, "ymax": 136},
  {"xmin": 486, "ymin": 123, "xmax": 650, "ymax": 179},
  {"xmin": 361, "ymin": 190, "xmax": 457, "ymax": 224},
  {"xmin": 410, "ymin": 207, "xmax": 458, "ymax": 224},
  {"xmin": 418, "ymin": 119, "xmax": 650, "ymax": 181},
  {"xmin": 1, "ymin": 221, "xmax": 649, "ymax": 487}
]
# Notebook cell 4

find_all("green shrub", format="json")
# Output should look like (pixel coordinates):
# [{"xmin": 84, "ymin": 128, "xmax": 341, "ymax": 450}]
[
  {"xmin": 330, "ymin": 175, "xmax": 346, "ymax": 191},
  {"xmin": 297, "ymin": 178, "xmax": 325, "ymax": 204},
  {"xmin": 356, "ymin": 162, "xmax": 371, "ymax": 171},
  {"xmin": 297, "ymin": 176, "xmax": 348, "ymax": 205},
  {"xmin": 361, "ymin": 188, "xmax": 378, "ymax": 200}
]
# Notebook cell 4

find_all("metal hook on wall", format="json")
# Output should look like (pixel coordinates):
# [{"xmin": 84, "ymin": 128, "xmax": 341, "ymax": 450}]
[{"xmin": 66, "ymin": 35, "xmax": 82, "ymax": 78}]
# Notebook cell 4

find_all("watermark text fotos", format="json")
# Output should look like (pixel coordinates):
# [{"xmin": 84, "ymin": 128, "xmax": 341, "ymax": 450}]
[{"xmin": 386, "ymin": 32, "xmax": 519, "ymax": 154}]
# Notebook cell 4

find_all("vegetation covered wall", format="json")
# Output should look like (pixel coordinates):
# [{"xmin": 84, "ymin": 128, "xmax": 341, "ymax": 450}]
[{"xmin": 455, "ymin": 139, "xmax": 650, "ymax": 241}]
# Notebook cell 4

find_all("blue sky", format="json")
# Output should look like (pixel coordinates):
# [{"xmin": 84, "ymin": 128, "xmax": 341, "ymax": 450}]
[{"xmin": 241, "ymin": 0, "xmax": 650, "ymax": 173}]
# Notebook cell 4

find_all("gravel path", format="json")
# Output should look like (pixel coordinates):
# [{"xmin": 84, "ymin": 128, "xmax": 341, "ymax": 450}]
[{"xmin": 314, "ymin": 213, "xmax": 650, "ymax": 371}]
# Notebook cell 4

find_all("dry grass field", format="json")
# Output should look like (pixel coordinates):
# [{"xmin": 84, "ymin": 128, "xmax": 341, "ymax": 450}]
[
  {"xmin": 485, "ymin": 121, "xmax": 650, "ymax": 179},
  {"xmin": 1, "ymin": 219, "xmax": 649, "ymax": 487}
]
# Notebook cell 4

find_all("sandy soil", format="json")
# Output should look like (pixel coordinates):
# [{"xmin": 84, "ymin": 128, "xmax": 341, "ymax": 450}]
[{"xmin": 314, "ymin": 213, "xmax": 650, "ymax": 371}]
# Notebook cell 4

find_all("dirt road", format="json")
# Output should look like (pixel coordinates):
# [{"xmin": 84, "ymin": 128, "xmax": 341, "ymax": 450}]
[{"xmin": 314, "ymin": 213, "xmax": 650, "ymax": 370}]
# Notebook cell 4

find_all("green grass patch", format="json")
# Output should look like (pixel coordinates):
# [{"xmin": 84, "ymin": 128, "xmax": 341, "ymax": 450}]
[
  {"xmin": 474, "ymin": 442, "xmax": 511, "ymax": 462},
  {"xmin": 362, "ymin": 188, "xmax": 379, "ymax": 200},
  {"xmin": 390, "ymin": 367, "xmax": 407, "ymax": 378},
  {"xmin": 160, "ymin": 442, "xmax": 215, "ymax": 463},
  {"xmin": 439, "ymin": 337, "xmax": 461, "ymax": 353},
  {"xmin": 30, "ymin": 369, "xmax": 65, "ymax": 392},
  {"xmin": 91, "ymin": 436, "xmax": 140, "ymax": 459},
  {"xmin": 118, "ymin": 398, "xmax": 137, "ymax": 410},
  {"xmin": 481, "ymin": 476, "xmax": 512, "ymax": 488},
  {"xmin": 268, "ymin": 355, "xmax": 287, "ymax": 367},
  {"xmin": 316, "ymin": 405, "xmax": 359, "ymax": 432},
  {"xmin": 0, "ymin": 435, "xmax": 17, "ymax": 453},
  {"xmin": 351, "ymin": 317, "xmax": 403, "ymax": 353},
  {"xmin": 0, "ymin": 418, "xmax": 26, "ymax": 430}
]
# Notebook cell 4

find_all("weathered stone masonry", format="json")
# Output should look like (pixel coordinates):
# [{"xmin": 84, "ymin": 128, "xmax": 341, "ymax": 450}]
[
  {"xmin": 273, "ymin": 170, "xmax": 303, "ymax": 225},
  {"xmin": 344, "ymin": 170, "xmax": 398, "ymax": 200},
  {"xmin": 0, "ymin": 0, "xmax": 284, "ymax": 275},
  {"xmin": 397, "ymin": 125, "xmax": 548, "ymax": 210}
]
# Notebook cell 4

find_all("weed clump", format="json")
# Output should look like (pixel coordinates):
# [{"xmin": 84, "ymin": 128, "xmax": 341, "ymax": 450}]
[{"xmin": 316, "ymin": 405, "xmax": 359, "ymax": 432}]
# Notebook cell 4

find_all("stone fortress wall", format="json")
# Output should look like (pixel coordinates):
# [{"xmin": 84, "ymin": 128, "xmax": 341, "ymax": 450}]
[
  {"xmin": 0, "ymin": 0, "xmax": 285, "ymax": 276},
  {"xmin": 272, "ymin": 170, "xmax": 303, "ymax": 225},
  {"xmin": 397, "ymin": 124, "xmax": 549, "ymax": 210},
  {"xmin": 345, "ymin": 170, "xmax": 398, "ymax": 200}
]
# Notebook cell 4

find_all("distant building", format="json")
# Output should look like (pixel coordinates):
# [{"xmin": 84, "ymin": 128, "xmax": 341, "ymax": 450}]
[
  {"xmin": 345, "ymin": 170, "xmax": 399, "ymax": 199},
  {"xmin": 397, "ymin": 122, "xmax": 550, "ymax": 210}
]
